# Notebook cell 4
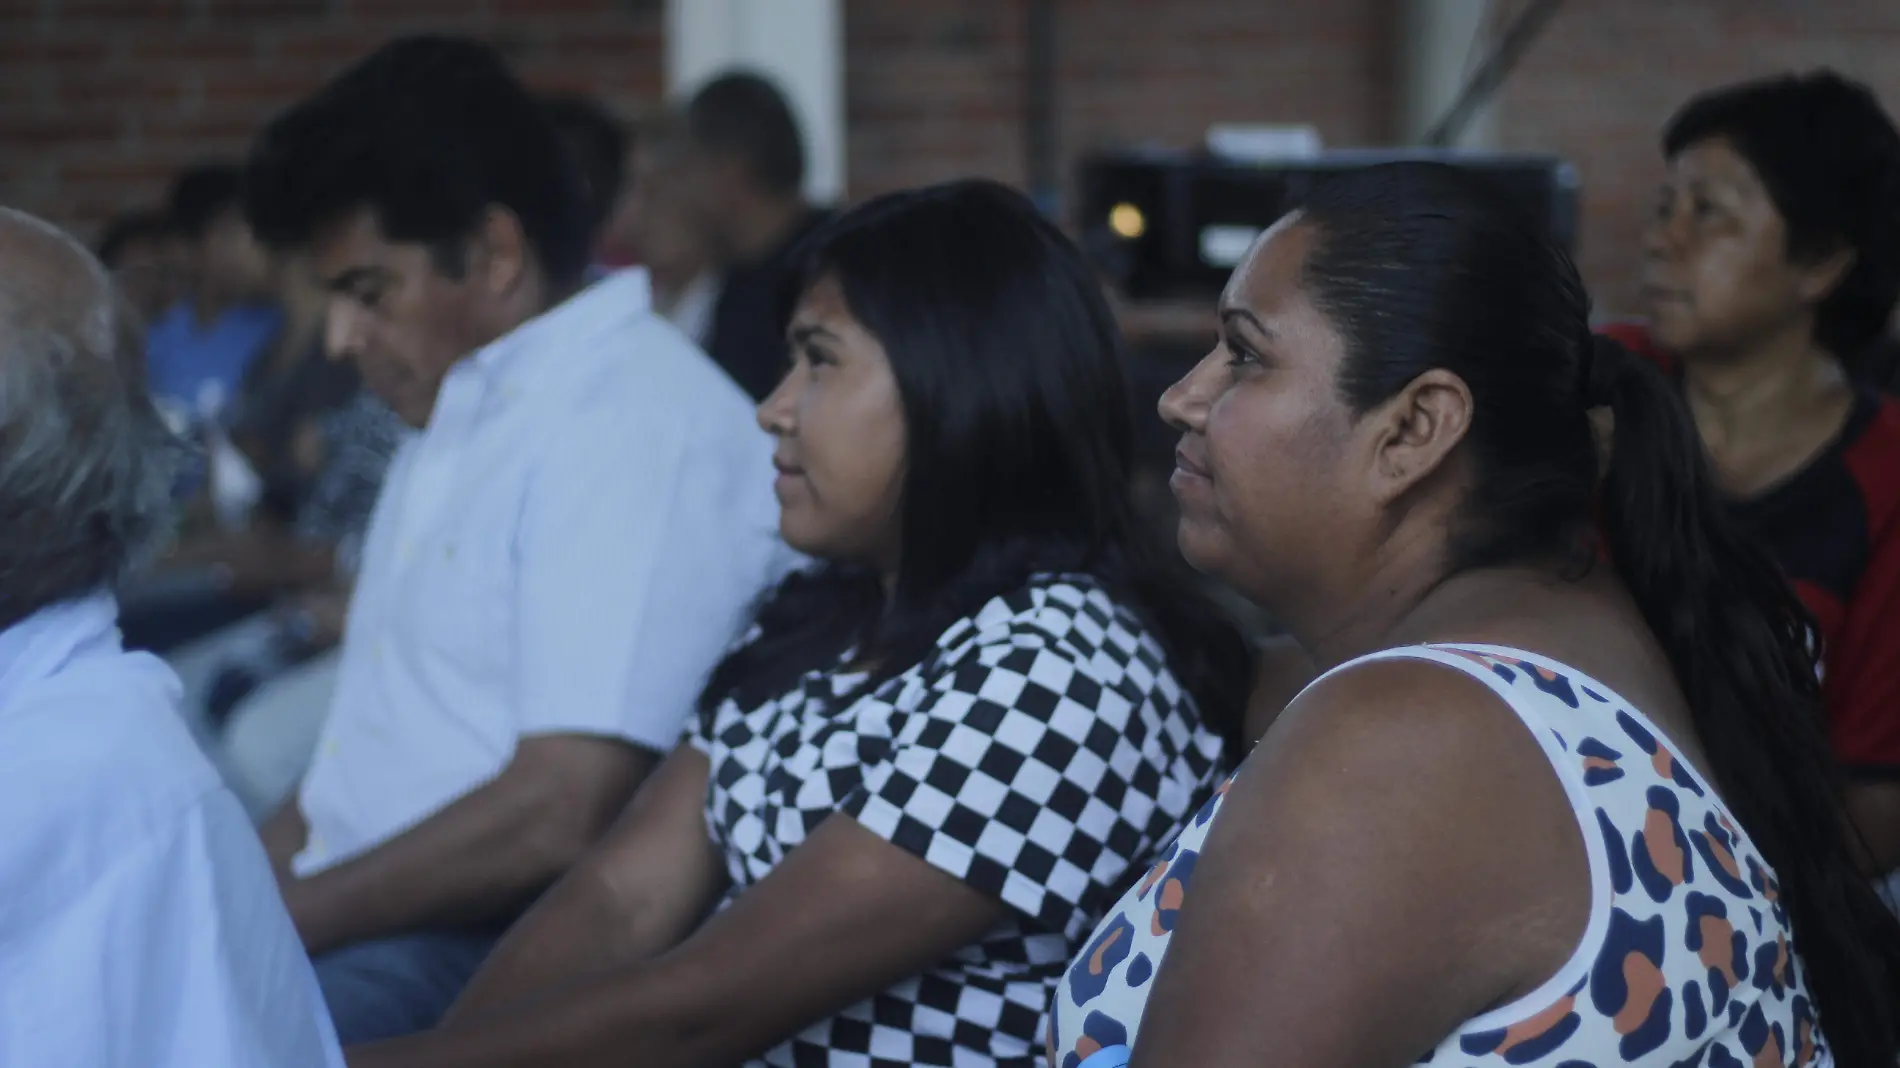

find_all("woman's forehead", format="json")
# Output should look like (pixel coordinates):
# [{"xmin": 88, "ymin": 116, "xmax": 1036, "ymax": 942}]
[{"xmin": 1222, "ymin": 218, "xmax": 1316, "ymax": 319}]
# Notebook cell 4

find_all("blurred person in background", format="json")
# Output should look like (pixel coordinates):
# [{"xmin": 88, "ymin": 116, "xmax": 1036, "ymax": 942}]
[
  {"xmin": 684, "ymin": 71, "xmax": 830, "ymax": 401},
  {"xmin": 349, "ymin": 178, "xmax": 1251, "ymax": 1068},
  {"xmin": 241, "ymin": 34, "xmax": 784, "ymax": 1044},
  {"xmin": 123, "ymin": 253, "xmax": 406, "ymax": 675},
  {"xmin": 1601, "ymin": 70, "xmax": 1900, "ymax": 878},
  {"xmin": 0, "ymin": 206, "xmax": 342, "ymax": 1068},
  {"xmin": 169, "ymin": 258, "xmax": 379, "ymax": 594},
  {"xmin": 622, "ymin": 109, "xmax": 720, "ymax": 345},
  {"xmin": 97, "ymin": 209, "xmax": 184, "ymax": 323},
  {"xmin": 145, "ymin": 162, "xmax": 282, "ymax": 419},
  {"xmin": 541, "ymin": 93, "xmax": 630, "ymax": 274}
]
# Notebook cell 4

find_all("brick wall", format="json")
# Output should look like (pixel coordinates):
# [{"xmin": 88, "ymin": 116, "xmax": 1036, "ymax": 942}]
[
  {"xmin": 4, "ymin": 0, "xmax": 1899, "ymax": 316},
  {"xmin": 845, "ymin": 0, "xmax": 1392, "ymax": 201},
  {"xmin": 1493, "ymin": 0, "xmax": 1900, "ymax": 316},
  {"xmin": 0, "ymin": 0, "xmax": 666, "ymax": 240}
]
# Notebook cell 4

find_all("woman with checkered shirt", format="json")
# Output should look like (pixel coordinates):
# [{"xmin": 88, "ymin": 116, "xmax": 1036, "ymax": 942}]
[{"xmin": 349, "ymin": 180, "xmax": 1254, "ymax": 1068}]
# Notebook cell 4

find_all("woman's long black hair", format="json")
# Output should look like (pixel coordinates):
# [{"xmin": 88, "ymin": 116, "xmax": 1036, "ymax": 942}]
[
  {"xmin": 1294, "ymin": 161, "xmax": 1900, "ymax": 1066},
  {"xmin": 697, "ymin": 179, "xmax": 1254, "ymax": 758}
]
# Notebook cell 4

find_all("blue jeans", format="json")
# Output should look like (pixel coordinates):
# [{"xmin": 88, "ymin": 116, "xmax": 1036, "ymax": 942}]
[{"xmin": 312, "ymin": 928, "xmax": 504, "ymax": 1045}]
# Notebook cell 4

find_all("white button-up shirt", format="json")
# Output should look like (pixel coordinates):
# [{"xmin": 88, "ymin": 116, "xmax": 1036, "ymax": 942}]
[
  {"xmin": 0, "ymin": 594, "xmax": 342, "ymax": 1067},
  {"xmin": 295, "ymin": 270, "xmax": 784, "ymax": 875}
]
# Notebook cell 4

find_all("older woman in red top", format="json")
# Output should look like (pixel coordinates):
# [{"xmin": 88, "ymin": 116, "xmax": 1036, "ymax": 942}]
[{"xmin": 1603, "ymin": 70, "xmax": 1900, "ymax": 876}]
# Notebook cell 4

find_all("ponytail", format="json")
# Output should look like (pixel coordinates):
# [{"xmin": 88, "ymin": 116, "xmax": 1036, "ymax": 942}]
[{"xmin": 1589, "ymin": 336, "xmax": 1900, "ymax": 1066}]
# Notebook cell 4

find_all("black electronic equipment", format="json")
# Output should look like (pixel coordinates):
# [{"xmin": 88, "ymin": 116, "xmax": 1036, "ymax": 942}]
[{"xmin": 1079, "ymin": 148, "xmax": 1581, "ymax": 301}]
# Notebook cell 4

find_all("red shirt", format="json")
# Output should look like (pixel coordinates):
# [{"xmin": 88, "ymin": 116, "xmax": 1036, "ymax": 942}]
[{"xmin": 1602, "ymin": 322, "xmax": 1900, "ymax": 776}]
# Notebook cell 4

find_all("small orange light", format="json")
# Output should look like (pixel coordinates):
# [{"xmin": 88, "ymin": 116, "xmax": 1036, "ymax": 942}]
[{"xmin": 1108, "ymin": 202, "xmax": 1146, "ymax": 240}]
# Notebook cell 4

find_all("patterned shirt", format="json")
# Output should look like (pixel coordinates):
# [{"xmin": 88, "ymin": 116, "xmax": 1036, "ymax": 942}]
[
  {"xmin": 688, "ymin": 576, "xmax": 1227, "ymax": 1067},
  {"xmin": 291, "ymin": 392, "xmax": 410, "ymax": 567},
  {"xmin": 1051, "ymin": 644, "xmax": 1824, "ymax": 1068}
]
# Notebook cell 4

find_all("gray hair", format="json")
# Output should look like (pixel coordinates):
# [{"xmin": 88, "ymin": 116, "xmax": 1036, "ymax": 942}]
[{"xmin": 0, "ymin": 207, "xmax": 187, "ymax": 628}]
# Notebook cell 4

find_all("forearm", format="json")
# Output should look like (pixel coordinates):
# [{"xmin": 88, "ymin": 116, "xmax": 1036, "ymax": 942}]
[
  {"xmin": 354, "ymin": 959, "xmax": 726, "ymax": 1068},
  {"xmin": 284, "ymin": 779, "xmax": 581, "ymax": 955},
  {"xmin": 449, "ymin": 858, "xmax": 712, "ymax": 1019},
  {"xmin": 259, "ymin": 799, "xmax": 308, "ymax": 880}
]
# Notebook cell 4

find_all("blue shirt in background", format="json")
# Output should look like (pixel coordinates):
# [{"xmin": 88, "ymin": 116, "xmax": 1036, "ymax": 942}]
[{"xmin": 146, "ymin": 301, "xmax": 283, "ymax": 415}]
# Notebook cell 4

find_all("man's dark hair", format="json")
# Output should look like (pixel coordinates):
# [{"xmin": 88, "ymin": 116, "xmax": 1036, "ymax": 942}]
[
  {"xmin": 166, "ymin": 164, "xmax": 244, "ymax": 242},
  {"xmin": 686, "ymin": 71, "xmax": 805, "ymax": 197},
  {"xmin": 244, "ymin": 34, "xmax": 591, "ymax": 290},
  {"xmin": 96, "ymin": 211, "xmax": 173, "ymax": 267},
  {"xmin": 1665, "ymin": 70, "xmax": 1900, "ymax": 363},
  {"xmin": 541, "ymin": 94, "xmax": 628, "ymax": 246}
]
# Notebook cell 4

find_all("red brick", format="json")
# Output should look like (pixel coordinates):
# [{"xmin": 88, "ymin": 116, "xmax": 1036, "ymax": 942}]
[
  {"xmin": 49, "ymin": 0, "xmax": 191, "ymax": 20},
  {"xmin": 50, "ymin": 67, "xmax": 196, "ymax": 110},
  {"xmin": 125, "ymin": 29, "xmax": 260, "ymax": 64},
  {"xmin": 193, "ymin": 63, "xmax": 330, "ymax": 102},
  {"xmin": 0, "ymin": 110, "xmax": 122, "ymax": 148},
  {"xmin": 522, "ymin": 24, "xmax": 662, "ymax": 63},
  {"xmin": 206, "ymin": 0, "xmax": 328, "ymax": 19},
  {"xmin": 493, "ymin": 0, "xmax": 627, "ymax": 15},
  {"xmin": 0, "ymin": 32, "xmax": 115, "ymax": 65},
  {"xmin": 340, "ymin": 0, "xmax": 498, "ymax": 16},
  {"xmin": 255, "ymin": 28, "xmax": 382, "ymax": 69}
]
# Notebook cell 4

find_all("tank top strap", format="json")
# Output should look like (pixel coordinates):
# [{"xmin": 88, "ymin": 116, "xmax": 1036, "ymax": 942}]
[
  {"xmin": 1293, "ymin": 642, "xmax": 1599, "ymax": 807},
  {"xmin": 1299, "ymin": 643, "xmax": 1528, "ymax": 713}
]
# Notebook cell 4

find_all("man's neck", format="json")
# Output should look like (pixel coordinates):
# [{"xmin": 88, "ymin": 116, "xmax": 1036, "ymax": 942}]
[
  {"xmin": 475, "ymin": 270, "xmax": 572, "ymax": 351},
  {"xmin": 725, "ymin": 195, "xmax": 810, "ymax": 266}
]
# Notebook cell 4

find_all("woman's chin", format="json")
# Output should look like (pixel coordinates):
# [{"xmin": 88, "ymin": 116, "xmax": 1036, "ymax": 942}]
[{"xmin": 1172, "ymin": 519, "xmax": 1228, "ymax": 579}]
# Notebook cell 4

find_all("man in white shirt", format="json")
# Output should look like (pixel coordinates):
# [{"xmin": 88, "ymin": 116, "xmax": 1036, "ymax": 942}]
[
  {"xmin": 0, "ymin": 207, "xmax": 343, "ymax": 1067},
  {"xmin": 240, "ymin": 36, "xmax": 785, "ymax": 1043}
]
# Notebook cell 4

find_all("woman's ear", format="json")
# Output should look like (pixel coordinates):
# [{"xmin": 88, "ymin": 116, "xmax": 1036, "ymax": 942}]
[{"xmin": 1362, "ymin": 368, "xmax": 1473, "ymax": 504}]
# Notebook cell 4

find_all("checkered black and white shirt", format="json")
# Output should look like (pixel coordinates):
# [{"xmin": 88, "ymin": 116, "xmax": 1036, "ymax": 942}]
[{"xmin": 688, "ymin": 575, "xmax": 1227, "ymax": 1067}]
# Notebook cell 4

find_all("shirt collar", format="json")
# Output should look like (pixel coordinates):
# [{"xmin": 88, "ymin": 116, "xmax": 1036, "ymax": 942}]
[
  {"xmin": 466, "ymin": 268, "xmax": 654, "ymax": 385},
  {"xmin": 0, "ymin": 593, "xmax": 121, "ymax": 710}
]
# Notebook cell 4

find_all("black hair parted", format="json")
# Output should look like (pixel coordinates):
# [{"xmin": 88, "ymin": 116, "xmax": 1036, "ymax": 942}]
[
  {"xmin": 697, "ymin": 179, "xmax": 1254, "ymax": 760},
  {"xmin": 243, "ymin": 34, "xmax": 592, "ymax": 290},
  {"xmin": 1664, "ymin": 70, "xmax": 1900, "ymax": 364},
  {"xmin": 1296, "ymin": 161, "xmax": 1900, "ymax": 1066}
]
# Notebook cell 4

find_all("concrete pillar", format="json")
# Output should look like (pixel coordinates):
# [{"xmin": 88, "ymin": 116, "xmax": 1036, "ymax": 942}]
[
  {"xmin": 665, "ymin": 0, "xmax": 846, "ymax": 203},
  {"xmin": 1397, "ymin": 0, "xmax": 1497, "ymax": 148}
]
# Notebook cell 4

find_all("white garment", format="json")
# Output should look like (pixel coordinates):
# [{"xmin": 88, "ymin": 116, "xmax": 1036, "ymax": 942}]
[
  {"xmin": 295, "ymin": 269, "xmax": 785, "ymax": 876},
  {"xmin": 0, "ymin": 594, "xmax": 342, "ymax": 1068},
  {"xmin": 223, "ymin": 650, "xmax": 342, "ymax": 820},
  {"xmin": 660, "ymin": 271, "xmax": 720, "ymax": 348}
]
